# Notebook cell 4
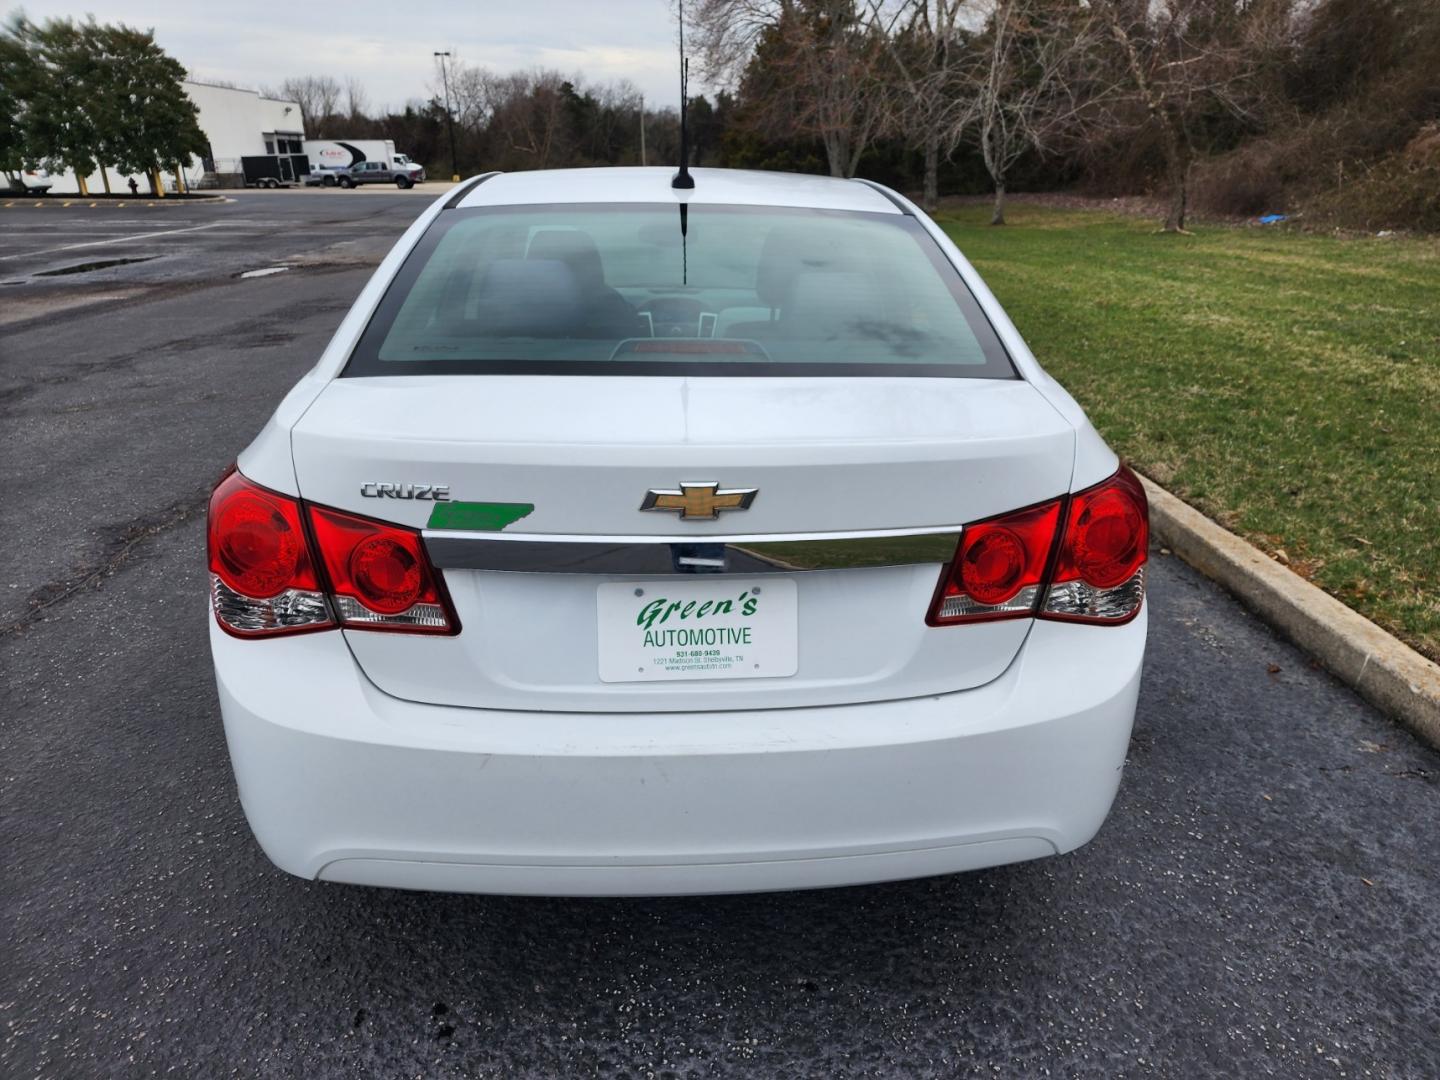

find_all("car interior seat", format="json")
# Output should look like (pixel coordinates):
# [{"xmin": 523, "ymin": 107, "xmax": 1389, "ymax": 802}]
[
  {"xmin": 777, "ymin": 270, "xmax": 888, "ymax": 339},
  {"xmin": 723, "ymin": 226, "xmax": 878, "ymax": 340},
  {"xmin": 525, "ymin": 228, "xmax": 637, "ymax": 337},
  {"xmin": 465, "ymin": 258, "xmax": 583, "ymax": 338}
]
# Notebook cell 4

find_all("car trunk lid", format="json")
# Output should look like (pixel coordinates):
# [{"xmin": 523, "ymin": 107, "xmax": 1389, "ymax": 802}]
[{"xmin": 290, "ymin": 375, "xmax": 1074, "ymax": 711}]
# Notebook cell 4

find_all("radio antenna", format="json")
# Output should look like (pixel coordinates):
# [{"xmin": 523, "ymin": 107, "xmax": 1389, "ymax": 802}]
[{"xmin": 672, "ymin": 2, "xmax": 695, "ymax": 190}]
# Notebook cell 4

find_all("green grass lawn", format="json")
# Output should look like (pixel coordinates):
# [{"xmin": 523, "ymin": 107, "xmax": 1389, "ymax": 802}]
[{"xmin": 936, "ymin": 205, "xmax": 1440, "ymax": 662}]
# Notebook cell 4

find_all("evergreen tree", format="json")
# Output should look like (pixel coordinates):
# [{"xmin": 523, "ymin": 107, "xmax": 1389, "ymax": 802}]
[
  {"xmin": 0, "ymin": 16, "xmax": 39, "ymax": 185},
  {"xmin": 19, "ymin": 18, "xmax": 106, "ymax": 189},
  {"xmin": 1, "ymin": 16, "xmax": 205, "ymax": 194},
  {"xmin": 95, "ymin": 22, "xmax": 206, "ymax": 187}
]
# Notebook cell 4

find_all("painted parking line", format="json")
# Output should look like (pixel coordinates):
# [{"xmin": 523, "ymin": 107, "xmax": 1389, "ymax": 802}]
[
  {"xmin": 0, "ymin": 220, "xmax": 180, "ymax": 229},
  {"xmin": 0, "ymin": 222, "xmax": 229, "ymax": 261},
  {"xmin": 0, "ymin": 227, "xmax": 182, "ymax": 233},
  {"xmin": 1, "ymin": 198, "xmax": 232, "ymax": 210}
]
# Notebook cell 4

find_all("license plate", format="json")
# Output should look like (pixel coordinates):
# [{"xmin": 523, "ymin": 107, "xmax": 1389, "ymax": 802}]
[{"xmin": 597, "ymin": 579, "xmax": 798, "ymax": 683}]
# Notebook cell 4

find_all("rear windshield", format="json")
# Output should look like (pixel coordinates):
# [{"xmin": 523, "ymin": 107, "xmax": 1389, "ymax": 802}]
[{"xmin": 344, "ymin": 203, "xmax": 1014, "ymax": 378}]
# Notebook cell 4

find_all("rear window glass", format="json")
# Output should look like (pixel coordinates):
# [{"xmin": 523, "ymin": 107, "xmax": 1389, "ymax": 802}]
[{"xmin": 344, "ymin": 203, "xmax": 1014, "ymax": 378}]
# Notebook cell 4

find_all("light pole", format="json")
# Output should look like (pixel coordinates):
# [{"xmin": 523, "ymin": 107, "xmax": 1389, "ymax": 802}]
[
  {"xmin": 639, "ymin": 94, "xmax": 646, "ymax": 166},
  {"xmin": 433, "ymin": 50, "xmax": 459, "ymax": 182}
]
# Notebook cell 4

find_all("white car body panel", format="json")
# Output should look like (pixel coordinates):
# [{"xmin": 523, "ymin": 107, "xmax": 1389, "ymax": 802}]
[
  {"xmin": 215, "ymin": 167, "xmax": 1147, "ymax": 895},
  {"xmin": 346, "ymin": 565, "xmax": 1033, "ymax": 712},
  {"xmin": 290, "ymin": 376, "xmax": 1072, "ymax": 535},
  {"xmin": 215, "ymin": 609, "xmax": 1144, "ymax": 897},
  {"xmin": 459, "ymin": 166, "xmax": 904, "ymax": 215}
]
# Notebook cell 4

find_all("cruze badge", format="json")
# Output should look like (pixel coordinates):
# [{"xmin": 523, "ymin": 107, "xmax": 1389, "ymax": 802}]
[
  {"xmin": 360, "ymin": 482, "xmax": 451, "ymax": 501},
  {"xmin": 641, "ymin": 482, "xmax": 757, "ymax": 521}
]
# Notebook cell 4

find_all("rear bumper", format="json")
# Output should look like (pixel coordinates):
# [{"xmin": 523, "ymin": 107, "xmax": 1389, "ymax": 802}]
[{"xmin": 212, "ymin": 610, "xmax": 1145, "ymax": 896}]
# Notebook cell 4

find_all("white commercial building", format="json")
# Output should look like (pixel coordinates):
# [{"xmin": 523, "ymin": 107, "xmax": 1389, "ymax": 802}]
[
  {"xmin": 43, "ymin": 81, "xmax": 306, "ymax": 195},
  {"xmin": 185, "ymin": 81, "xmax": 307, "ymax": 185}
]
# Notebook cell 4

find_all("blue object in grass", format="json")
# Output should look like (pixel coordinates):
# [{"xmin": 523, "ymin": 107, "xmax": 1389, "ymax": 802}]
[{"xmin": 1257, "ymin": 213, "xmax": 1288, "ymax": 224}]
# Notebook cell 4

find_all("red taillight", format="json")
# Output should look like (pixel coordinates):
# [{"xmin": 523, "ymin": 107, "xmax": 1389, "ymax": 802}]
[
  {"xmin": 927, "ymin": 499, "xmax": 1063, "ymax": 625},
  {"xmin": 207, "ymin": 469, "xmax": 456, "ymax": 637},
  {"xmin": 308, "ymin": 505, "xmax": 456, "ymax": 633},
  {"xmin": 350, "ymin": 536, "xmax": 423, "ymax": 614},
  {"xmin": 212, "ymin": 489, "xmax": 309, "ymax": 597},
  {"xmin": 208, "ymin": 472, "xmax": 332, "ymax": 637},
  {"xmin": 1043, "ymin": 465, "xmax": 1148, "ymax": 624},
  {"xmin": 927, "ymin": 465, "xmax": 1148, "ymax": 627}
]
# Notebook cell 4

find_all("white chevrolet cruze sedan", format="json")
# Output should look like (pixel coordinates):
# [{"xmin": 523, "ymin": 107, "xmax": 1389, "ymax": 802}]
[{"xmin": 208, "ymin": 167, "xmax": 1148, "ymax": 896}]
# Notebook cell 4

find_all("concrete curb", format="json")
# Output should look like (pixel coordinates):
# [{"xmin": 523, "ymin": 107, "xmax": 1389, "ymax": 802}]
[{"xmin": 1139, "ymin": 475, "xmax": 1440, "ymax": 749}]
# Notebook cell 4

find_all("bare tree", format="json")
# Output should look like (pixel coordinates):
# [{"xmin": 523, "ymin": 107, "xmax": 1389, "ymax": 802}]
[
  {"xmin": 1090, "ymin": 0, "xmax": 1294, "ymax": 232},
  {"xmin": 274, "ymin": 75, "xmax": 342, "ymax": 136},
  {"xmin": 796, "ymin": 2, "xmax": 891, "ymax": 176},
  {"xmin": 695, "ymin": 0, "xmax": 890, "ymax": 177},
  {"xmin": 953, "ymin": 0, "xmax": 1103, "ymax": 225},
  {"xmin": 690, "ymin": 0, "xmax": 793, "ymax": 81},
  {"xmin": 866, "ymin": 0, "xmax": 971, "ymax": 210},
  {"xmin": 588, "ymin": 78, "xmax": 645, "ymax": 163},
  {"xmin": 343, "ymin": 77, "xmax": 369, "ymax": 123},
  {"xmin": 439, "ymin": 57, "xmax": 491, "ymax": 132},
  {"xmin": 479, "ymin": 69, "xmax": 574, "ymax": 170}
]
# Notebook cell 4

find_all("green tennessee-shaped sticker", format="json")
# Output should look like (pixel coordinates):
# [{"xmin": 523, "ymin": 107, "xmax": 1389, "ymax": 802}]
[{"xmin": 428, "ymin": 501, "xmax": 535, "ymax": 531}]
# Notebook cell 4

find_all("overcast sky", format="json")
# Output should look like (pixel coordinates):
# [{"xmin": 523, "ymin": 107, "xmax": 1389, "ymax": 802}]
[{"xmin": 11, "ymin": 1, "xmax": 696, "ymax": 111}]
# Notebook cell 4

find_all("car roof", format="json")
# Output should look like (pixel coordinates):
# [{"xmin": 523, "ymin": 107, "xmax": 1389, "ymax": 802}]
[{"xmin": 453, "ymin": 167, "xmax": 903, "ymax": 214}]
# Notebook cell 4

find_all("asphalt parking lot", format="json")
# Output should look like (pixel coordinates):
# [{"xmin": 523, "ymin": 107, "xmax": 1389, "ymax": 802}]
[
  {"xmin": 0, "ymin": 185, "xmax": 431, "ymax": 327},
  {"xmin": 3, "ymin": 189, "xmax": 1438, "ymax": 1078}
]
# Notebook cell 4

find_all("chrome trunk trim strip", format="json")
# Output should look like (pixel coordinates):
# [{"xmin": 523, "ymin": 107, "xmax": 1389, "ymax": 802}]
[{"xmin": 423, "ymin": 526, "xmax": 963, "ymax": 575}]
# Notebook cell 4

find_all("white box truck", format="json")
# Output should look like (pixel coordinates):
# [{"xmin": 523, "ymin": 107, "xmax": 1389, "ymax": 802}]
[{"xmin": 302, "ymin": 140, "xmax": 425, "ymax": 188}]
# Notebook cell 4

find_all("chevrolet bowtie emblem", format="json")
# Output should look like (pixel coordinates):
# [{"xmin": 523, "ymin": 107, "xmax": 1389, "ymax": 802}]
[{"xmin": 641, "ymin": 482, "xmax": 758, "ymax": 521}]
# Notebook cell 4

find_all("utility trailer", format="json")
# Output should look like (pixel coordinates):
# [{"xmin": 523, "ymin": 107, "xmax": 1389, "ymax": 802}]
[{"xmin": 241, "ymin": 154, "xmax": 309, "ymax": 188}]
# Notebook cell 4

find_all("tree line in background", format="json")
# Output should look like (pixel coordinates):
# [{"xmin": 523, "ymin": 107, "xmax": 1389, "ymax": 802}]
[
  {"xmin": 4, "ymin": 1, "xmax": 1435, "ymax": 230},
  {"xmin": 277, "ymin": 0, "xmax": 1438, "ymax": 233},
  {"xmin": 693, "ymin": 0, "xmax": 1439, "ymax": 231},
  {"xmin": 1, "ymin": 14, "xmax": 206, "ymax": 194},
  {"xmin": 266, "ymin": 69, "xmax": 697, "ymax": 193}
]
